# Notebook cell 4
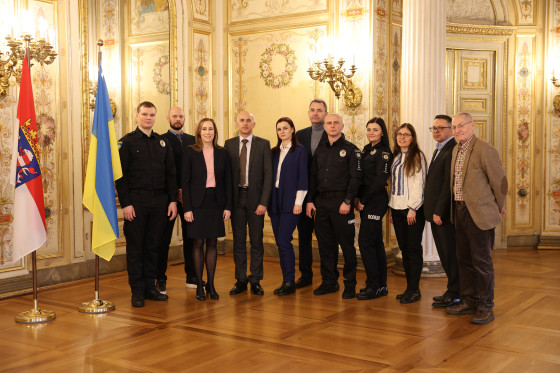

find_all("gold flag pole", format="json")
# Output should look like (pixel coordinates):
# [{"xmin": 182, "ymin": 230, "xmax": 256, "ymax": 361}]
[
  {"xmin": 15, "ymin": 37, "xmax": 56, "ymax": 324},
  {"xmin": 78, "ymin": 40, "xmax": 115, "ymax": 314}
]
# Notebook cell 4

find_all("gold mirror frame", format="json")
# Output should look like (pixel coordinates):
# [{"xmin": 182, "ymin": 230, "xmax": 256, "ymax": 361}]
[{"xmin": 79, "ymin": 0, "xmax": 177, "ymax": 181}]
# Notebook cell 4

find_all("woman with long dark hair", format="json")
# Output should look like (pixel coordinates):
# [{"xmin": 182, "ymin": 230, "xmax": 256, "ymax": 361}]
[
  {"xmin": 388, "ymin": 123, "xmax": 427, "ymax": 304},
  {"xmin": 355, "ymin": 118, "xmax": 393, "ymax": 300},
  {"xmin": 182, "ymin": 118, "xmax": 232, "ymax": 301},
  {"xmin": 269, "ymin": 117, "xmax": 308, "ymax": 296}
]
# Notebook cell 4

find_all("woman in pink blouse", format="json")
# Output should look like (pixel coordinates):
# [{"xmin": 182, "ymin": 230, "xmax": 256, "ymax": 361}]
[{"xmin": 182, "ymin": 118, "xmax": 232, "ymax": 301}]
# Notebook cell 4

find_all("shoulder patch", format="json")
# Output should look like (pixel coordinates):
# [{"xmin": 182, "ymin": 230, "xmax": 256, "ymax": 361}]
[{"xmin": 117, "ymin": 140, "xmax": 123, "ymax": 149}]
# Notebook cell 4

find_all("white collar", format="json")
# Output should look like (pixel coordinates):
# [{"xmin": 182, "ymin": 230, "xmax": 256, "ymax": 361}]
[{"xmin": 280, "ymin": 141, "xmax": 292, "ymax": 150}]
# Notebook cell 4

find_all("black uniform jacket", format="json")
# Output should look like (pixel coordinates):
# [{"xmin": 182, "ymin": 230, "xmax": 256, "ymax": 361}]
[
  {"xmin": 181, "ymin": 146, "xmax": 232, "ymax": 212},
  {"xmin": 116, "ymin": 127, "xmax": 177, "ymax": 208},
  {"xmin": 162, "ymin": 130, "xmax": 195, "ymax": 188},
  {"xmin": 358, "ymin": 142, "xmax": 393, "ymax": 216},
  {"xmin": 308, "ymin": 133, "xmax": 362, "ymax": 204}
]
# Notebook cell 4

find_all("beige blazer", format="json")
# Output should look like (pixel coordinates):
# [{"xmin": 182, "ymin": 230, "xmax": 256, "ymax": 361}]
[{"xmin": 450, "ymin": 136, "xmax": 508, "ymax": 230}]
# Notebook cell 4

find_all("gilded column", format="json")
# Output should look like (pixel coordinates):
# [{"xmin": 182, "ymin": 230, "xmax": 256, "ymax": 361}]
[{"xmin": 399, "ymin": 0, "xmax": 446, "ymax": 273}]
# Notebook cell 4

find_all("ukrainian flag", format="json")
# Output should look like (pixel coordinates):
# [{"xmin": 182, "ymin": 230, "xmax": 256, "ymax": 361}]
[{"xmin": 83, "ymin": 66, "xmax": 123, "ymax": 261}]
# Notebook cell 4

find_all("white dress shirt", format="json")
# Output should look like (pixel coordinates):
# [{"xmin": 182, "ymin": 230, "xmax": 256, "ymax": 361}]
[
  {"xmin": 275, "ymin": 142, "xmax": 307, "ymax": 205},
  {"xmin": 239, "ymin": 134, "xmax": 253, "ymax": 187}
]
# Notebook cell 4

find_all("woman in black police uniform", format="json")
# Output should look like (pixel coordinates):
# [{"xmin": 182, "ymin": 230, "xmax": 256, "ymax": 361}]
[
  {"xmin": 355, "ymin": 118, "xmax": 393, "ymax": 300},
  {"xmin": 182, "ymin": 118, "xmax": 232, "ymax": 301}
]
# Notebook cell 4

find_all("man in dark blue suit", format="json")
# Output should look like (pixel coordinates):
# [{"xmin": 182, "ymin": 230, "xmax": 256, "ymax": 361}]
[
  {"xmin": 424, "ymin": 114, "xmax": 460, "ymax": 308},
  {"xmin": 294, "ymin": 99, "xmax": 328, "ymax": 288},
  {"xmin": 156, "ymin": 107, "xmax": 196, "ymax": 294}
]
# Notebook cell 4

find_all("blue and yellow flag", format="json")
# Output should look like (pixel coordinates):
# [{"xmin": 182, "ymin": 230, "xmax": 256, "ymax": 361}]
[{"xmin": 83, "ymin": 66, "xmax": 122, "ymax": 261}]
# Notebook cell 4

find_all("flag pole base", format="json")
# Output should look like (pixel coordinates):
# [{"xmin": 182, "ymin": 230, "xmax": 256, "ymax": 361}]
[
  {"xmin": 78, "ymin": 299, "xmax": 115, "ymax": 313},
  {"xmin": 15, "ymin": 308, "xmax": 56, "ymax": 324}
]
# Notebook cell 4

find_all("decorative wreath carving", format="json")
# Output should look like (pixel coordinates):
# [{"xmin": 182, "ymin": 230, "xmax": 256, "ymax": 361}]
[
  {"xmin": 259, "ymin": 43, "xmax": 297, "ymax": 89},
  {"xmin": 153, "ymin": 55, "xmax": 170, "ymax": 95}
]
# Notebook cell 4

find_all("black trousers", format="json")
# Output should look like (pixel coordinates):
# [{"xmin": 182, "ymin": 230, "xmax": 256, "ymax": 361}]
[
  {"xmin": 454, "ymin": 203, "xmax": 495, "ymax": 312},
  {"xmin": 296, "ymin": 212, "xmax": 314, "ymax": 279},
  {"xmin": 231, "ymin": 190, "xmax": 264, "ymax": 284},
  {"xmin": 391, "ymin": 207, "xmax": 425, "ymax": 292},
  {"xmin": 430, "ymin": 220, "xmax": 460, "ymax": 297},
  {"xmin": 156, "ymin": 201, "xmax": 195, "ymax": 282},
  {"xmin": 123, "ymin": 193, "xmax": 168, "ymax": 296},
  {"xmin": 358, "ymin": 208, "xmax": 387, "ymax": 290},
  {"xmin": 314, "ymin": 195, "xmax": 357, "ymax": 287}
]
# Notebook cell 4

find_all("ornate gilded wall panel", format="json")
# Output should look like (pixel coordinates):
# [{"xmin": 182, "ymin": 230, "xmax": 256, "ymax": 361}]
[
  {"xmin": 192, "ymin": 31, "xmax": 211, "ymax": 125},
  {"xmin": 230, "ymin": 0, "xmax": 327, "ymax": 23},
  {"xmin": 130, "ymin": 0, "xmax": 170, "ymax": 35},
  {"xmin": 389, "ymin": 23, "xmax": 401, "ymax": 135},
  {"xmin": 516, "ymin": 0, "xmax": 534, "ymax": 25},
  {"xmin": 513, "ymin": 36, "xmax": 534, "ymax": 226},
  {"xmin": 192, "ymin": 0, "xmax": 209, "ymax": 23},
  {"xmin": 372, "ymin": 0, "xmax": 388, "ymax": 121},
  {"xmin": 544, "ymin": 1, "xmax": 560, "ymax": 231},
  {"xmin": 461, "ymin": 58, "xmax": 487, "ymax": 90},
  {"xmin": 229, "ymin": 25, "xmax": 330, "ymax": 142},
  {"xmin": 447, "ymin": 0, "xmax": 495, "ymax": 25}
]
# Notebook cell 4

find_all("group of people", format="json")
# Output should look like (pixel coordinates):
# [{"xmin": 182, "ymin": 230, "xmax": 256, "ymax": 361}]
[{"xmin": 115, "ymin": 99, "xmax": 507, "ymax": 325}]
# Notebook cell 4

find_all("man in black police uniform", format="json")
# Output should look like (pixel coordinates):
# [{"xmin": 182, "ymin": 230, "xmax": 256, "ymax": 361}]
[
  {"xmin": 156, "ymin": 106, "xmax": 196, "ymax": 294},
  {"xmin": 294, "ymin": 99, "xmax": 328, "ymax": 289},
  {"xmin": 306, "ymin": 113, "xmax": 362, "ymax": 298},
  {"xmin": 116, "ymin": 101, "xmax": 178, "ymax": 307}
]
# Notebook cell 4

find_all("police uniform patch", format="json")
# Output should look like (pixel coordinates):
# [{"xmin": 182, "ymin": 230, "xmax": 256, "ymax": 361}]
[
  {"xmin": 117, "ymin": 141, "xmax": 122, "ymax": 149},
  {"xmin": 339, "ymin": 149, "xmax": 346, "ymax": 157},
  {"xmin": 160, "ymin": 140, "xmax": 166, "ymax": 147},
  {"xmin": 355, "ymin": 152, "xmax": 361, "ymax": 159},
  {"xmin": 382, "ymin": 152, "xmax": 390, "ymax": 160},
  {"xmin": 370, "ymin": 149, "xmax": 377, "ymax": 155}
]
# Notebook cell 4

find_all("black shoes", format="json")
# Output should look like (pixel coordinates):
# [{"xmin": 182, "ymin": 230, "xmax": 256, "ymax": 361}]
[
  {"xmin": 313, "ymin": 282, "xmax": 340, "ymax": 295},
  {"xmin": 206, "ymin": 283, "xmax": 219, "ymax": 300},
  {"xmin": 356, "ymin": 287, "xmax": 382, "ymax": 300},
  {"xmin": 295, "ymin": 276, "xmax": 313, "ymax": 289},
  {"xmin": 432, "ymin": 294, "xmax": 461, "ymax": 308},
  {"xmin": 155, "ymin": 279, "xmax": 167, "ymax": 294},
  {"xmin": 277, "ymin": 281, "xmax": 296, "ymax": 296},
  {"xmin": 145, "ymin": 289, "xmax": 169, "ymax": 301},
  {"xmin": 229, "ymin": 281, "xmax": 248, "ymax": 295},
  {"xmin": 396, "ymin": 290, "xmax": 408, "ymax": 300},
  {"xmin": 196, "ymin": 284, "xmax": 206, "ymax": 301},
  {"xmin": 251, "ymin": 282, "xmax": 264, "ymax": 295},
  {"xmin": 131, "ymin": 294, "xmax": 144, "ymax": 307},
  {"xmin": 400, "ymin": 290, "xmax": 421, "ymax": 304},
  {"xmin": 342, "ymin": 285, "xmax": 356, "ymax": 299}
]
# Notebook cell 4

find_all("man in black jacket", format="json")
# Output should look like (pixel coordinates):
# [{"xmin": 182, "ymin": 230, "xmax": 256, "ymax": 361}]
[
  {"xmin": 424, "ymin": 114, "xmax": 460, "ymax": 308},
  {"xmin": 294, "ymin": 99, "xmax": 328, "ymax": 288},
  {"xmin": 156, "ymin": 107, "xmax": 196, "ymax": 294}
]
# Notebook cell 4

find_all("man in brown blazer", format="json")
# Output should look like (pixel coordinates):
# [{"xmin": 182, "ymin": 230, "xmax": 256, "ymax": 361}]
[{"xmin": 445, "ymin": 112, "xmax": 507, "ymax": 325}]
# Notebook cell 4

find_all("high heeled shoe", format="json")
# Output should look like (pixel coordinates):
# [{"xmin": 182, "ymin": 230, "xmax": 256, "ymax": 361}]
[
  {"xmin": 196, "ymin": 284, "xmax": 206, "ymax": 301},
  {"xmin": 206, "ymin": 283, "xmax": 219, "ymax": 300}
]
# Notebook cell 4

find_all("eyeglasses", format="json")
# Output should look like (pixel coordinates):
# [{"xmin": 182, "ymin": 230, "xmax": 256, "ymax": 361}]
[
  {"xmin": 396, "ymin": 132, "xmax": 412, "ymax": 138},
  {"xmin": 451, "ymin": 121, "xmax": 471, "ymax": 131},
  {"xmin": 429, "ymin": 126, "xmax": 451, "ymax": 132}
]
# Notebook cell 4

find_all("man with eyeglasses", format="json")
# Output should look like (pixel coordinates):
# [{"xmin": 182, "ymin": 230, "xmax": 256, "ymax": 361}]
[
  {"xmin": 446, "ymin": 112, "xmax": 507, "ymax": 325},
  {"xmin": 424, "ymin": 115, "xmax": 460, "ymax": 309}
]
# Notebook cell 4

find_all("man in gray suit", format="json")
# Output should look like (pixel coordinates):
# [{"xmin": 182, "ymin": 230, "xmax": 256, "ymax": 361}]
[
  {"xmin": 446, "ymin": 112, "xmax": 507, "ymax": 325},
  {"xmin": 225, "ymin": 111, "xmax": 273, "ymax": 295}
]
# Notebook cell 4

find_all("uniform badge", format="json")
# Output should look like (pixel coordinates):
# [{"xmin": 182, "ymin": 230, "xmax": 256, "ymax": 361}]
[
  {"xmin": 117, "ymin": 141, "xmax": 122, "ymax": 149},
  {"xmin": 370, "ymin": 149, "xmax": 377, "ymax": 155},
  {"xmin": 382, "ymin": 152, "xmax": 390, "ymax": 160},
  {"xmin": 160, "ymin": 140, "xmax": 166, "ymax": 147},
  {"xmin": 355, "ymin": 152, "xmax": 361, "ymax": 159},
  {"xmin": 339, "ymin": 149, "xmax": 346, "ymax": 157}
]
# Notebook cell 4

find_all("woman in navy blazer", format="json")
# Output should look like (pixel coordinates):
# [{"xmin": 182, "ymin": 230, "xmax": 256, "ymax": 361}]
[
  {"xmin": 269, "ymin": 117, "xmax": 308, "ymax": 296},
  {"xmin": 182, "ymin": 118, "xmax": 232, "ymax": 301}
]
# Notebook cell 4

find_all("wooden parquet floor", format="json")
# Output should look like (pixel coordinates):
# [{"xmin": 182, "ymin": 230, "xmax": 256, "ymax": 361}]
[{"xmin": 0, "ymin": 248, "xmax": 559, "ymax": 372}]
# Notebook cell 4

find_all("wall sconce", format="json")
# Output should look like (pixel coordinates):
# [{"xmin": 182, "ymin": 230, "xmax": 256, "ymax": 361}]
[
  {"xmin": 89, "ymin": 80, "xmax": 117, "ymax": 117},
  {"xmin": 0, "ymin": 35, "xmax": 57, "ymax": 97},
  {"xmin": 552, "ymin": 73, "xmax": 560, "ymax": 112},
  {"xmin": 307, "ymin": 57, "xmax": 362, "ymax": 108}
]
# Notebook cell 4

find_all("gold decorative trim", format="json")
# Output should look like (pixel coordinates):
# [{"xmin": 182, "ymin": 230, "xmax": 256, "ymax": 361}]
[
  {"xmin": 79, "ymin": 0, "xmax": 89, "ymax": 185},
  {"xmin": 462, "ymin": 98, "xmax": 487, "ymax": 112},
  {"xmin": 461, "ymin": 58, "xmax": 488, "ymax": 90},
  {"xmin": 170, "ymin": 1, "xmax": 177, "ymax": 107},
  {"xmin": 446, "ymin": 23, "xmax": 515, "ymax": 36}
]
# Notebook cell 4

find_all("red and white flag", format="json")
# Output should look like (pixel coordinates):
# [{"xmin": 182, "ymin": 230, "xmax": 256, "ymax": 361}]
[{"xmin": 9, "ymin": 54, "xmax": 47, "ymax": 262}]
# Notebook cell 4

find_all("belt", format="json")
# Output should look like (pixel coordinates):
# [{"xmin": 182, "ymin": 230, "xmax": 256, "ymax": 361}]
[
  {"xmin": 455, "ymin": 200, "xmax": 465, "ymax": 205},
  {"xmin": 320, "ymin": 191, "xmax": 345, "ymax": 199},
  {"xmin": 239, "ymin": 186, "xmax": 249, "ymax": 191}
]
